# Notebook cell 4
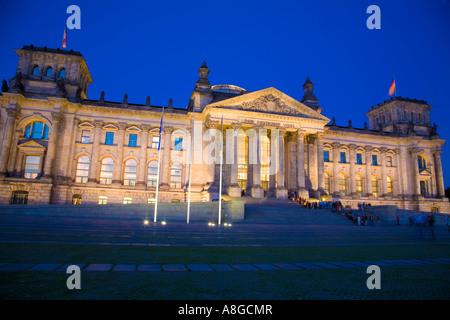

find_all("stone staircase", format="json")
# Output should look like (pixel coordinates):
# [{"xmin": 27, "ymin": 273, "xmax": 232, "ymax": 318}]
[{"xmin": 242, "ymin": 199, "xmax": 353, "ymax": 225}]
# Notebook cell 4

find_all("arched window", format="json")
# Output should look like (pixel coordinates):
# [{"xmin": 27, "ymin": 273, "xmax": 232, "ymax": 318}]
[
  {"xmin": 59, "ymin": 68, "xmax": 66, "ymax": 79},
  {"xmin": 324, "ymin": 172, "xmax": 331, "ymax": 195},
  {"xmin": 372, "ymin": 175, "xmax": 379, "ymax": 197},
  {"xmin": 99, "ymin": 157, "xmax": 114, "ymax": 184},
  {"xmin": 339, "ymin": 173, "xmax": 347, "ymax": 196},
  {"xmin": 356, "ymin": 174, "xmax": 363, "ymax": 196},
  {"xmin": 75, "ymin": 156, "xmax": 90, "ymax": 183},
  {"xmin": 45, "ymin": 67, "xmax": 53, "ymax": 77},
  {"xmin": 24, "ymin": 121, "xmax": 49, "ymax": 139},
  {"xmin": 387, "ymin": 176, "xmax": 393, "ymax": 195},
  {"xmin": 147, "ymin": 161, "xmax": 159, "ymax": 187},
  {"xmin": 170, "ymin": 162, "xmax": 182, "ymax": 188},
  {"xmin": 123, "ymin": 159, "xmax": 137, "ymax": 186},
  {"xmin": 32, "ymin": 66, "xmax": 39, "ymax": 76}
]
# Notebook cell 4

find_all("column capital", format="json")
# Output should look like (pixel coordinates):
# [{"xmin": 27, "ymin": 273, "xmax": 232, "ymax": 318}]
[
  {"xmin": 332, "ymin": 142, "xmax": 341, "ymax": 149},
  {"xmin": 118, "ymin": 122, "xmax": 127, "ymax": 131},
  {"xmin": 94, "ymin": 120, "xmax": 103, "ymax": 129},
  {"xmin": 5, "ymin": 108, "xmax": 19, "ymax": 119},
  {"xmin": 51, "ymin": 112, "xmax": 64, "ymax": 123},
  {"xmin": 141, "ymin": 125, "xmax": 151, "ymax": 132},
  {"xmin": 380, "ymin": 147, "xmax": 388, "ymax": 154},
  {"xmin": 316, "ymin": 131, "xmax": 324, "ymax": 141},
  {"xmin": 230, "ymin": 122, "xmax": 241, "ymax": 130},
  {"xmin": 432, "ymin": 149, "xmax": 443, "ymax": 156},
  {"xmin": 163, "ymin": 127, "xmax": 174, "ymax": 134},
  {"xmin": 296, "ymin": 129, "xmax": 306, "ymax": 139}
]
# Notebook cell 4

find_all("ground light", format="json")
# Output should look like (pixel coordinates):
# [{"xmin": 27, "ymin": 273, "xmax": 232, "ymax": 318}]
[
  {"xmin": 208, "ymin": 222, "xmax": 216, "ymax": 227},
  {"xmin": 143, "ymin": 219, "xmax": 149, "ymax": 225},
  {"xmin": 161, "ymin": 221, "xmax": 167, "ymax": 225}
]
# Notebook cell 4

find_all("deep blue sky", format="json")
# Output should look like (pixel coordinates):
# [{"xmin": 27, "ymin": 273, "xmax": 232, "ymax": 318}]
[{"xmin": 1, "ymin": 0, "xmax": 450, "ymax": 187}]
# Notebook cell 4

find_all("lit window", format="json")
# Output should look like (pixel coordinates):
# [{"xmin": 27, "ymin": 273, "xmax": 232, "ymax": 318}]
[
  {"xmin": 174, "ymin": 137, "xmax": 183, "ymax": 151},
  {"xmin": 123, "ymin": 159, "xmax": 137, "ymax": 186},
  {"xmin": 372, "ymin": 175, "xmax": 379, "ymax": 197},
  {"xmin": 81, "ymin": 130, "xmax": 90, "ymax": 143},
  {"xmin": 45, "ymin": 67, "xmax": 53, "ymax": 77},
  {"xmin": 11, "ymin": 191, "xmax": 28, "ymax": 205},
  {"xmin": 170, "ymin": 162, "xmax": 182, "ymax": 188},
  {"xmin": 123, "ymin": 197, "xmax": 132, "ymax": 204},
  {"xmin": 105, "ymin": 132, "xmax": 114, "ymax": 145},
  {"xmin": 99, "ymin": 157, "xmax": 114, "ymax": 184},
  {"xmin": 152, "ymin": 136, "xmax": 160, "ymax": 149},
  {"xmin": 356, "ymin": 153, "xmax": 362, "ymax": 165},
  {"xmin": 340, "ymin": 152, "xmax": 346, "ymax": 163},
  {"xmin": 75, "ymin": 156, "xmax": 90, "ymax": 183},
  {"xmin": 72, "ymin": 194, "xmax": 82, "ymax": 205},
  {"xmin": 129, "ymin": 134, "xmax": 138, "ymax": 147},
  {"xmin": 147, "ymin": 161, "xmax": 159, "ymax": 187},
  {"xmin": 356, "ymin": 174, "xmax": 363, "ymax": 196},
  {"xmin": 238, "ymin": 131, "xmax": 248, "ymax": 191},
  {"xmin": 387, "ymin": 176, "xmax": 393, "ymax": 195},
  {"xmin": 24, "ymin": 155, "xmax": 40, "ymax": 179},
  {"xmin": 339, "ymin": 173, "xmax": 347, "ymax": 196},
  {"xmin": 418, "ymin": 155, "xmax": 426, "ymax": 170},
  {"xmin": 260, "ymin": 135, "xmax": 270, "ymax": 191},
  {"xmin": 372, "ymin": 154, "xmax": 378, "ymax": 166},
  {"xmin": 98, "ymin": 196, "xmax": 108, "ymax": 204},
  {"xmin": 323, "ymin": 150, "xmax": 330, "ymax": 162}
]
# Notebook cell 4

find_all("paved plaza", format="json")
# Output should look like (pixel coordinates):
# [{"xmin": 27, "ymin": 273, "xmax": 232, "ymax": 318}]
[{"xmin": 0, "ymin": 200, "xmax": 449, "ymax": 300}]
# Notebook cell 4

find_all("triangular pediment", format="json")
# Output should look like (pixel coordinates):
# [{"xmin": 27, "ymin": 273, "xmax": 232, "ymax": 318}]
[
  {"xmin": 78, "ymin": 121, "xmax": 95, "ymax": 129},
  {"xmin": 102, "ymin": 123, "xmax": 118, "ymax": 130},
  {"xmin": 18, "ymin": 139, "xmax": 46, "ymax": 150},
  {"xmin": 206, "ymin": 87, "xmax": 330, "ymax": 122},
  {"xmin": 126, "ymin": 125, "xmax": 142, "ymax": 132}
]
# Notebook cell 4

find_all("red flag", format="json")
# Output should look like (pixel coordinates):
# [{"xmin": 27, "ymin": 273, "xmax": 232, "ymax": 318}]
[
  {"xmin": 62, "ymin": 26, "xmax": 67, "ymax": 48},
  {"xmin": 389, "ymin": 78, "xmax": 396, "ymax": 96}
]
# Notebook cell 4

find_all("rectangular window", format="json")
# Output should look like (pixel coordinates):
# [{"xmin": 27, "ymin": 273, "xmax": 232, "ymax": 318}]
[
  {"xmin": 43, "ymin": 125, "xmax": 49, "ymax": 140},
  {"xmin": 81, "ymin": 130, "xmax": 90, "ymax": 143},
  {"xmin": 387, "ymin": 156, "xmax": 393, "ymax": 167},
  {"xmin": 340, "ymin": 152, "xmax": 346, "ymax": 163},
  {"xmin": 129, "ymin": 134, "xmax": 138, "ymax": 147},
  {"xmin": 152, "ymin": 136, "xmax": 160, "ymax": 149},
  {"xmin": 372, "ymin": 155, "xmax": 378, "ymax": 166},
  {"xmin": 98, "ymin": 196, "xmax": 108, "ymax": 205},
  {"xmin": 24, "ymin": 155, "xmax": 40, "ymax": 179},
  {"xmin": 123, "ymin": 197, "xmax": 132, "ymax": 204},
  {"xmin": 174, "ymin": 137, "xmax": 183, "ymax": 151},
  {"xmin": 105, "ymin": 132, "xmax": 114, "ymax": 145},
  {"xmin": 356, "ymin": 153, "xmax": 362, "ymax": 165},
  {"xmin": 323, "ymin": 150, "xmax": 330, "ymax": 162}
]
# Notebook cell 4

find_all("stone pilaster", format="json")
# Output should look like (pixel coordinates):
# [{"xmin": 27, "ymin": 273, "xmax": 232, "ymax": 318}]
[
  {"xmin": 316, "ymin": 132, "xmax": 325, "ymax": 196},
  {"xmin": 112, "ymin": 122, "xmax": 126, "ymax": 184},
  {"xmin": 332, "ymin": 142, "xmax": 340, "ymax": 195},
  {"xmin": 380, "ymin": 147, "xmax": 387, "ymax": 196},
  {"xmin": 0, "ymin": 108, "xmax": 19, "ymax": 176},
  {"xmin": 365, "ymin": 146, "xmax": 373, "ymax": 196},
  {"xmin": 297, "ymin": 130, "xmax": 308, "ymax": 198},
  {"xmin": 276, "ymin": 128, "xmax": 287, "ymax": 199},
  {"xmin": 433, "ymin": 149, "xmax": 445, "ymax": 198},
  {"xmin": 136, "ymin": 125, "xmax": 150, "ymax": 187},
  {"xmin": 349, "ymin": 144, "xmax": 357, "ymax": 197},
  {"xmin": 228, "ymin": 123, "xmax": 241, "ymax": 197},
  {"xmin": 43, "ymin": 112, "xmax": 63, "ymax": 178},
  {"xmin": 88, "ymin": 120, "xmax": 103, "ymax": 183},
  {"xmin": 160, "ymin": 127, "xmax": 173, "ymax": 188},
  {"xmin": 250, "ymin": 126, "xmax": 264, "ymax": 198}
]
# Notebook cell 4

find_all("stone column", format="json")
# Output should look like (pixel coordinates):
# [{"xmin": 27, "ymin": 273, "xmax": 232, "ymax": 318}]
[
  {"xmin": 251, "ymin": 126, "xmax": 264, "ymax": 198},
  {"xmin": 228, "ymin": 123, "xmax": 241, "ymax": 197},
  {"xmin": 88, "ymin": 120, "xmax": 103, "ymax": 183},
  {"xmin": 297, "ymin": 130, "xmax": 308, "ymax": 198},
  {"xmin": 433, "ymin": 150, "xmax": 445, "ymax": 198},
  {"xmin": 55, "ymin": 112, "xmax": 76, "ymax": 179},
  {"xmin": 137, "ymin": 125, "xmax": 150, "ymax": 187},
  {"xmin": 410, "ymin": 148, "xmax": 421, "ymax": 197},
  {"xmin": 7, "ymin": 129, "xmax": 21, "ymax": 175},
  {"xmin": 43, "ymin": 112, "xmax": 63, "ymax": 178},
  {"xmin": 332, "ymin": 142, "xmax": 340, "ymax": 195},
  {"xmin": 349, "ymin": 144, "xmax": 357, "ymax": 197},
  {"xmin": 14, "ymin": 150, "xmax": 24, "ymax": 177},
  {"xmin": 275, "ymin": 128, "xmax": 287, "ymax": 199},
  {"xmin": 112, "ymin": 123, "xmax": 126, "ymax": 184},
  {"xmin": 380, "ymin": 147, "xmax": 387, "ymax": 196},
  {"xmin": 393, "ymin": 148, "xmax": 402, "ymax": 197},
  {"xmin": 161, "ymin": 127, "xmax": 173, "ymax": 188},
  {"xmin": 316, "ymin": 132, "xmax": 325, "ymax": 196},
  {"xmin": 365, "ymin": 146, "xmax": 373, "ymax": 196},
  {"xmin": 0, "ymin": 108, "xmax": 19, "ymax": 175}
]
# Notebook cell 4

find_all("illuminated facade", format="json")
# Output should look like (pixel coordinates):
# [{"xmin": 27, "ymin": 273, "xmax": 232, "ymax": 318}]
[{"xmin": 0, "ymin": 45, "xmax": 448, "ymax": 212}]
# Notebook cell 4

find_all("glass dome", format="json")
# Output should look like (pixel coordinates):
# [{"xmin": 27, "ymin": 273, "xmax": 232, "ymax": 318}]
[{"xmin": 211, "ymin": 84, "xmax": 246, "ymax": 94}]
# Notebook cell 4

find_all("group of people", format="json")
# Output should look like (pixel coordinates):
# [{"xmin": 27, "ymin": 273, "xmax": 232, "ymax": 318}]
[{"xmin": 357, "ymin": 202, "xmax": 372, "ymax": 210}]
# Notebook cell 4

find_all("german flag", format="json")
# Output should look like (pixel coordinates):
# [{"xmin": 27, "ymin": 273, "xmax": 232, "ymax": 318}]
[
  {"xmin": 389, "ymin": 77, "xmax": 396, "ymax": 96},
  {"xmin": 62, "ymin": 26, "xmax": 67, "ymax": 48}
]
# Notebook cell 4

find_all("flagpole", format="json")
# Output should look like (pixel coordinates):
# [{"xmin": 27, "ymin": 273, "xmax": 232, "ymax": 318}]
[
  {"xmin": 154, "ymin": 106, "xmax": 165, "ymax": 223},
  {"xmin": 186, "ymin": 112, "xmax": 194, "ymax": 224},
  {"xmin": 218, "ymin": 115, "xmax": 224, "ymax": 226}
]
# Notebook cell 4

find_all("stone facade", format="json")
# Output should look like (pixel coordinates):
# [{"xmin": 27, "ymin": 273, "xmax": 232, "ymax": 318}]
[{"xmin": 0, "ymin": 45, "xmax": 448, "ymax": 213}]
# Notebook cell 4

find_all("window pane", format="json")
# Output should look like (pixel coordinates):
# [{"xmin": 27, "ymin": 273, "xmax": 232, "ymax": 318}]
[
  {"xmin": 170, "ymin": 163, "xmax": 182, "ymax": 188},
  {"xmin": 81, "ymin": 130, "xmax": 90, "ymax": 143},
  {"xmin": 356, "ymin": 153, "xmax": 362, "ymax": 165},
  {"xmin": 174, "ymin": 137, "xmax": 183, "ymax": 151},
  {"xmin": 340, "ymin": 152, "xmax": 346, "ymax": 163},
  {"xmin": 105, "ymin": 132, "xmax": 114, "ymax": 145},
  {"xmin": 46, "ymin": 67, "xmax": 53, "ymax": 77},
  {"xmin": 24, "ymin": 155, "xmax": 40, "ymax": 179},
  {"xmin": 152, "ymin": 136, "xmax": 160, "ymax": 149},
  {"xmin": 42, "ymin": 125, "xmax": 49, "ymax": 139},
  {"xmin": 372, "ymin": 155, "xmax": 378, "ymax": 166},
  {"xmin": 32, "ymin": 66, "xmax": 39, "ymax": 76},
  {"xmin": 31, "ymin": 122, "xmax": 44, "ymax": 139},
  {"xmin": 324, "ymin": 151, "xmax": 329, "ymax": 162},
  {"xmin": 99, "ymin": 157, "xmax": 114, "ymax": 184},
  {"xmin": 24, "ymin": 124, "xmax": 31, "ymax": 138},
  {"xmin": 75, "ymin": 156, "xmax": 90, "ymax": 183},
  {"xmin": 129, "ymin": 134, "xmax": 138, "ymax": 147},
  {"xmin": 59, "ymin": 69, "xmax": 66, "ymax": 79}
]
